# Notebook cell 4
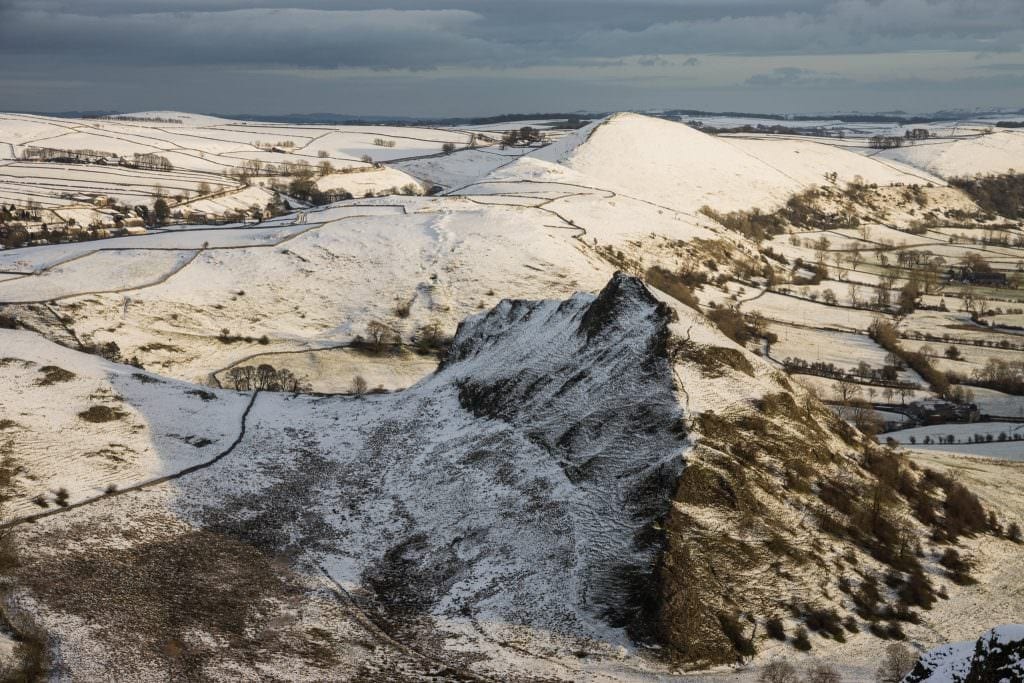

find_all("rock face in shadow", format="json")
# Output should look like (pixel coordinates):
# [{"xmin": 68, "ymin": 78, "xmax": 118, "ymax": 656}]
[
  {"xmin": 442, "ymin": 272, "xmax": 684, "ymax": 638},
  {"xmin": 184, "ymin": 272, "xmax": 687, "ymax": 651}
]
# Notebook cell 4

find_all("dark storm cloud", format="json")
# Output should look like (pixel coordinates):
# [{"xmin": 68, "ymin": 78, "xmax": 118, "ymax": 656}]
[
  {"xmin": 1, "ymin": 0, "xmax": 1022, "ymax": 69},
  {"xmin": 0, "ymin": 0, "xmax": 1022, "ymax": 115}
]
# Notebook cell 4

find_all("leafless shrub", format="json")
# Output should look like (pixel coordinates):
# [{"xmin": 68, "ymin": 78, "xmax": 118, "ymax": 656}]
[
  {"xmin": 759, "ymin": 657, "xmax": 798, "ymax": 683},
  {"xmin": 875, "ymin": 643, "xmax": 917, "ymax": 682},
  {"xmin": 78, "ymin": 406, "xmax": 126, "ymax": 423},
  {"xmin": 804, "ymin": 660, "xmax": 842, "ymax": 683},
  {"xmin": 35, "ymin": 365, "xmax": 76, "ymax": 385}
]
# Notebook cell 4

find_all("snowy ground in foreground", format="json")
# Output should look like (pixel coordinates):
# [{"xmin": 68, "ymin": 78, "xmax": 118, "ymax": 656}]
[{"xmin": 0, "ymin": 329, "xmax": 249, "ymax": 515}]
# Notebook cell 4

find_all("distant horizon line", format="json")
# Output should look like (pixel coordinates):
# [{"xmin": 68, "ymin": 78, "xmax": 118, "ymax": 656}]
[{"xmin": 5, "ymin": 106, "xmax": 1024, "ymax": 127}]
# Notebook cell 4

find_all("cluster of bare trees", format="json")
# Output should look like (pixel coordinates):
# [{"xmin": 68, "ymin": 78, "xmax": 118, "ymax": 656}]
[
  {"xmin": 868, "ymin": 135, "xmax": 904, "ymax": 150},
  {"xmin": 758, "ymin": 655, "xmax": 856, "ymax": 683},
  {"xmin": 372, "ymin": 138, "xmax": 396, "ymax": 148},
  {"xmin": 501, "ymin": 126, "xmax": 544, "ymax": 147},
  {"xmin": 964, "ymin": 357, "xmax": 1024, "ymax": 395},
  {"xmin": 130, "ymin": 153, "xmax": 174, "ymax": 171},
  {"xmin": 225, "ymin": 364, "xmax": 310, "ymax": 392},
  {"xmin": 22, "ymin": 147, "xmax": 110, "ymax": 162},
  {"xmin": 758, "ymin": 555, "xmax": 974, "ymax": 680},
  {"xmin": 102, "ymin": 115, "xmax": 183, "ymax": 124},
  {"xmin": 231, "ymin": 158, "xmax": 337, "ymax": 181},
  {"xmin": 253, "ymin": 140, "xmax": 295, "ymax": 150},
  {"xmin": 361, "ymin": 320, "xmax": 400, "ymax": 353}
]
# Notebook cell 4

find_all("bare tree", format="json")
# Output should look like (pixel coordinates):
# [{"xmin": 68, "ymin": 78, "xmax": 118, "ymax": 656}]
[
  {"xmin": 923, "ymin": 255, "xmax": 946, "ymax": 294},
  {"xmin": 243, "ymin": 159, "xmax": 264, "ymax": 177},
  {"xmin": 759, "ymin": 657, "xmax": 798, "ymax": 683},
  {"xmin": 275, "ymin": 368, "xmax": 298, "ymax": 392},
  {"xmin": 256, "ymin": 363, "xmax": 276, "ymax": 390},
  {"xmin": 876, "ymin": 273, "xmax": 898, "ymax": 309},
  {"xmin": 239, "ymin": 365, "xmax": 256, "ymax": 390},
  {"xmin": 875, "ymin": 643, "xmax": 917, "ymax": 682},
  {"xmin": 351, "ymin": 375, "xmax": 368, "ymax": 395},
  {"xmin": 848, "ymin": 281, "xmax": 861, "ymax": 306},
  {"xmin": 805, "ymin": 661, "xmax": 842, "ymax": 683},
  {"xmin": 963, "ymin": 287, "xmax": 989, "ymax": 320},
  {"xmin": 836, "ymin": 380, "xmax": 861, "ymax": 406},
  {"xmin": 849, "ymin": 247, "xmax": 864, "ymax": 271},
  {"xmin": 226, "ymin": 366, "xmax": 249, "ymax": 390},
  {"xmin": 832, "ymin": 252, "xmax": 846, "ymax": 280},
  {"xmin": 814, "ymin": 236, "xmax": 831, "ymax": 266},
  {"xmin": 365, "ymin": 321, "xmax": 397, "ymax": 353}
]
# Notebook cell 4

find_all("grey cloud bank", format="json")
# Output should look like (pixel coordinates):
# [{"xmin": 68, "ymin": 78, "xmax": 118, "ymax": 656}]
[{"xmin": 0, "ymin": 0, "xmax": 1022, "ymax": 115}]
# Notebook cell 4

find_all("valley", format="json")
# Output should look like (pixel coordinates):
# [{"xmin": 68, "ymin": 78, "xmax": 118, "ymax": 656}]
[{"xmin": 1, "ymin": 110, "xmax": 1022, "ymax": 681}]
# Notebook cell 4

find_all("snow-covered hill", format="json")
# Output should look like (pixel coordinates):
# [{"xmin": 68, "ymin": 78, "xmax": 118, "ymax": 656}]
[{"xmin": 520, "ymin": 113, "xmax": 937, "ymax": 213}]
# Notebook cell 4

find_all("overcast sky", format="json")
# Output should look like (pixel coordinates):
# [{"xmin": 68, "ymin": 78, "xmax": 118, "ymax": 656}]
[{"xmin": 1, "ymin": 0, "xmax": 1022, "ymax": 117}]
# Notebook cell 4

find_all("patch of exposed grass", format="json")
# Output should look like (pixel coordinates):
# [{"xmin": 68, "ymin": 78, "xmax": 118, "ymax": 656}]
[
  {"xmin": 670, "ymin": 337, "xmax": 753, "ymax": 377},
  {"xmin": 186, "ymin": 389, "xmax": 216, "ymax": 402},
  {"xmin": 34, "ymin": 365, "xmax": 76, "ymax": 386},
  {"xmin": 18, "ymin": 524, "xmax": 333, "ymax": 678},
  {"xmin": 77, "ymin": 406, "xmax": 126, "ymax": 423},
  {"xmin": 137, "ymin": 342, "xmax": 182, "ymax": 353},
  {"xmin": 645, "ymin": 266, "xmax": 701, "ymax": 311}
]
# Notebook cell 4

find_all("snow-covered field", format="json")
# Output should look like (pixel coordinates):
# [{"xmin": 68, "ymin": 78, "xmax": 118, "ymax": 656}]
[
  {"xmin": 0, "ymin": 329, "xmax": 250, "ymax": 515},
  {"xmin": 884, "ymin": 422, "xmax": 1024, "ymax": 460},
  {"xmin": 969, "ymin": 387, "xmax": 1024, "ymax": 418},
  {"xmin": 0, "ymin": 112, "xmax": 483, "ymax": 217},
  {"xmin": 769, "ymin": 324, "xmax": 915, "ymax": 380},
  {"xmin": 214, "ymin": 346, "xmax": 439, "ymax": 394},
  {"xmin": 315, "ymin": 166, "xmax": 421, "ymax": 196},
  {"xmin": 879, "ymin": 129, "xmax": 1024, "ymax": 178}
]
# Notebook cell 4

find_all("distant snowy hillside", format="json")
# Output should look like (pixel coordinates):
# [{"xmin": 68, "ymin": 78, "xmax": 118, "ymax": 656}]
[
  {"xmin": 522, "ymin": 113, "xmax": 934, "ymax": 212},
  {"xmin": 880, "ymin": 129, "xmax": 1024, "ymax": 178}
]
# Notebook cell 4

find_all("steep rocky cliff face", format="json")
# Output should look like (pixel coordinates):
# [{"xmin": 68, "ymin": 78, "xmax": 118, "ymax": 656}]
[{"xmin": 441, "ymin": 272, "xmax": 686, "ymax": 638}]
